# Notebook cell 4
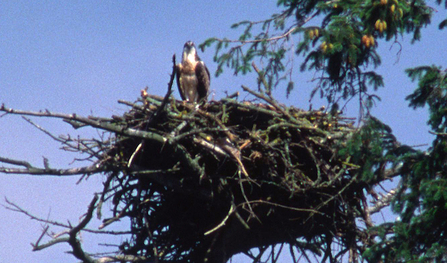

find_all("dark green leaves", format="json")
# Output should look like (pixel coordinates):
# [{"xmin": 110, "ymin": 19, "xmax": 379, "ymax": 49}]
[
  {"xmin": 337, "ymin": 116, "xmax": 399, "ymax": 183},
  {"xmin": 406, "ymin": 66, "xmax": 447, "ymax": 132},
  {"xmin": 365, "ymin": 64, "xmax": 447, "ymax": 262},
  {"xmin": 201, "ymin": 0, "xmax": 439, "ymax": 115}
]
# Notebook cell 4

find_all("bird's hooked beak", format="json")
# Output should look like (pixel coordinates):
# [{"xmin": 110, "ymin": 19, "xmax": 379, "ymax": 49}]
[
  {"xmin": 182, "ymin": 41, "xmax": 197, "ymax": 62},
  {"xmin": 184, "ymin": 41, "xmax": 195, "ymax": 50},
  {"xmin": 183, "ymin": 41, "xmax": 196, "ymax": 55}
]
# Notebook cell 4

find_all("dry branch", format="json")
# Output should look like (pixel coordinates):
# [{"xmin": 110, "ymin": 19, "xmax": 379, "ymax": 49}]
[{"xmin": 0, "ymin": 156, "xmax": 105, "ymax": 176}]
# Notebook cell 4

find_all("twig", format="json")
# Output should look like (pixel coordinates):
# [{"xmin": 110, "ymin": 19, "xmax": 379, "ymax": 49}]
[
  {"xmin": 242, "ymin": 200, "xmax": 323, "ymax": 214},
  {"xmin": 429, "ymin": 130, "xmax": 447, "ymax": 137},
  {"xmin": 169, "ymin": 120, "xmax": 188, "ymax": 137},
  {"xmin": 0, "ymin": 157, "xmax": 32, "ymax": 169},
  {"xmin": 366, "ymin": 184, "xmax": 401, "ymax": 214},
  {"xmin": 22, "ymin": 116, "xmax": 65, "ymax": 143},
  {"xmin": 252, "ymin": 62, "xmax": 270, "ymax": 94},
  {"xmin": 97, "ymin": 172, "xmax": 115, "ymax": 220},
  {"xmin": 0, "ymin": 156, "xmax": 105, "ymax": 176},
  {"xmin": 26, "ymin": 195, "xmax": 100, "ymax": 262},
  {"xmin": 33, "ymin": 236, "xmax": 70, "ymax": 251},
  {"xmin": 4, "ymin": 197, "xmax": 79, "ymax": 229},
  {"xmin": 204, "ymin": 204, "xmax": 235, "ymax": 235},
  {"xmin": 95, "ymin": 255, "xmax": 148, "ymax": 263},
  {"xmin": 127, "ymin": 142, "xmax": 144, "ymax": 168},
  {"xmin": 4, "ymin": 196, "xmax": 127, "ymax": 237},
  {"xmin": 67, "ymin": 194, "xmax": 98, "ymax": 263},
  {"xmin": 147, "ymin": 54, "xmax": 177, "ymax": 124},
  {"xmin": 0, "ymin": 104, "xmax": 168, "ymax": 144},
  {"xmin": 193, "ymin": 137, "xmax": 228, "ymax": 157},
  {"xmin": 196, "ymin": 107, "xmax": 237, "ymax": 142},
  {"xmin": 31, "ymin": 225, "xmax": 50, "ymax": 250},
  {"xmin": 211, "ymin": 24, "xmax": 298, "ymax": 45},
  {"xmin": 99, "ymin": 202, "xmax": 130, "ymax": 230},
  {"xmin": 170, "ymin": 127, "xmax": 229, "ymax": 144},
  {"xmin": 241, "ymin": 85, "xmax": 298, "ymax": 123}
]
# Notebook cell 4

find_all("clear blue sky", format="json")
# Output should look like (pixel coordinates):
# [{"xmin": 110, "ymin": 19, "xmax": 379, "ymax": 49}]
[{"xmin": 1, "ymin": 1, "xmax": 446, "ymax": 262}]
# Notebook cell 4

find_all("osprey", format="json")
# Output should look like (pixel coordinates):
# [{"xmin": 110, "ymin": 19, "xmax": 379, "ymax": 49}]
[{"xmin": 176, "ymin": 41, "xmax": 210, "ymax": 103}]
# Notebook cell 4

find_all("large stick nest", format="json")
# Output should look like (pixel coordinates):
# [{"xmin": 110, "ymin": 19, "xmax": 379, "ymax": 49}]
[{"xmin": 103, "ymin": 89, "xmax": 360, "ymax": 262}]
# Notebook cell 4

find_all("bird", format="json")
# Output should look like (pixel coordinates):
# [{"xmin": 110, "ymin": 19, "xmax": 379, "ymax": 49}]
[{"xmin": 176, "ymin": 41, "xmax": 210, "ymax": 103}]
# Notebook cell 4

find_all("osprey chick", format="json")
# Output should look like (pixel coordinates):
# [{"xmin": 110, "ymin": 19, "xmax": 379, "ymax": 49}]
[{"xmin": 176, "ymin": 41, "xmax": 210, "ymax": 103}]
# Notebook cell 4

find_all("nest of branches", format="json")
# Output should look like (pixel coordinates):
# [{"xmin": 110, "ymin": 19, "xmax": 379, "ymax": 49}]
[{"xmin": 99, "ymin": 85, "xmax": 363, "ymax": 262}]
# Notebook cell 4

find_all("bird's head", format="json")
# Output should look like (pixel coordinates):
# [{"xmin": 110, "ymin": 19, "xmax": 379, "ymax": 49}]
[{"xmin": 182, "ymin": 41, "xmax": 197, "ymax": 62}]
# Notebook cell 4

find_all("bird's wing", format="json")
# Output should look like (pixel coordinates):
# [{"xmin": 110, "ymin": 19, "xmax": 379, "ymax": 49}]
[
  {"xmin": 175, "ymin": 64, "xmax": 186, "ymax": 101},
  {"xmin": 195, "ymin": 61, "xmax": 210, "ymax": 102}
]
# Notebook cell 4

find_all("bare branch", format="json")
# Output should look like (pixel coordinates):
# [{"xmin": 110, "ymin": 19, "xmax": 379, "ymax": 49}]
[
  {"xmin": 4, "ymin": 197, "xmax": 72, "ymax": 229},
  {"xmin": 204, "ymin": 204, "xmax": 236, "ymax": 236},
  {"xmin": 212, "ymin": 24, "xmax": 299, "ymax": 45},
  {"xmin": 0, "ymin": 157, "xmax": 32, "ymax": 169},
  {"xmin": 33, "ymin": 236, "xmax": 70, "ymax": 251},
  {"xmin": 6, "ymin": 195, "xmax": 101, "ymax": 262},
  {"xmin": 31, "ymin": 225, "xmax": 50, "ymax": 250},
  {"xmin": 241, "ymin": 85, "xmax": 298, "ymax": 124},
  {"xmin": 4, "ymin": 197, "xmax": 128, "ymax": 237},
  {"xmin": 67, "ymin": 195, "xmax": 98, "ymax": 263},
  {"xmin": 0, "ymin": 156, "xmax": 106, "ymax": 176},
  {"xmin": 0, "ymin": 104, "xmax": 167, "ymax": 143},
  {"xmin": 21, "ymin": 116, "xmax": 66, "ymax": 144},
  {"xmin": 367, "ymin": 184, "xmax": 401, "ymax": 214}
]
